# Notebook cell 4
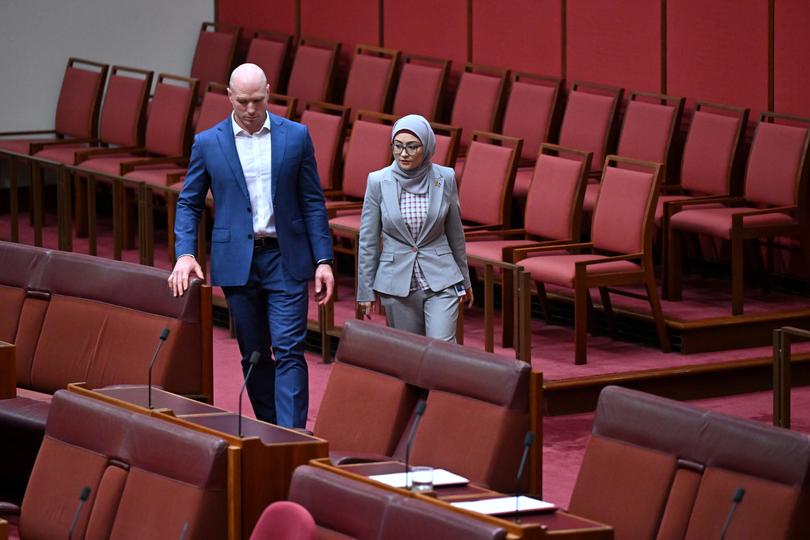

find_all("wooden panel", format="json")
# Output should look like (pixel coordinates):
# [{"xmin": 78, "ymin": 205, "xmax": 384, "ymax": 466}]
[
  {"xmin": 566, "ymin": 0, "xmax": 662, "ymax": 92},
  {"xmin": 471, "ymin": 0, "xmax": 562, "ymax": 76},
  {"xmin": 667, "ymin": 0, "xmax": 768, "ymax": 116},
  {"xmin": 383, "ymin": 0, "xmax": 468, "ymax": 67},
  {"xmin": 774, "ymin": 0, "xmax": 810, "ymax": 117},
  {"xmin": 217, "ymin": 0, "xmax": 296, "ymax": 36}
]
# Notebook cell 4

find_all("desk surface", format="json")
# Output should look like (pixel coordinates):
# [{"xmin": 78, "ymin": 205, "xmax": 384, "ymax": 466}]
[{"xmin": 313, "ymin": 459, "xmax": 613, "ymax": 539}]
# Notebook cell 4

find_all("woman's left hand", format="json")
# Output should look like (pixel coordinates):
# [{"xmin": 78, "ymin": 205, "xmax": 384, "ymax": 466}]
[{"xmin": 463, "ymin": 289, "xmax": 475, "ymax": 308}]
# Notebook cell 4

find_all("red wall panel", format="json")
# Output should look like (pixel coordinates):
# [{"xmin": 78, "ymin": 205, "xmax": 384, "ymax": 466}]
[
  {"xmin": 471, "ymin": 0, "xmax": 562, "ymax": 76},
  {"xmin": 566, "ymin": 0, "xmax": 662, "ymax": 93},
  {"xmin": 775, "ymin": 0, "xmax": 810, "ymax": 117},
  {"xmin": 383, "ymin": 0, "xmax": 467, "ymax": 68},
  {"xmin": 217, "ymin": 0, "xmax": 296, "ymax": 37},
  {"xmin": 301, "ymin": 0, "xmax": 380, "ymax": 67},
  {"xmin": 667, "ymin": 0, "xmax": 768, "ymax": 116}
]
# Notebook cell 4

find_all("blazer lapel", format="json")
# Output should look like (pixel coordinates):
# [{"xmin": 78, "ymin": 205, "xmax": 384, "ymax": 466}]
[
  {"xmin": 381, "ymin": 176, "xmax": 414, "ymax": 244},
  {"xmin": 269, "ymin": 113, "xmax": 286, "ymax": 202},
  {"xmin": 417, "ymin": 167, "xmax": 444, "ymax": 244},
  {"xmin": 215, "ymin": 119, "xmax": 250, "ymax": 202}
]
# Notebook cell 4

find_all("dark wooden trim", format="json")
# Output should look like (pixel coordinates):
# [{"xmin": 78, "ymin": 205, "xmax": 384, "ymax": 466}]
[
  {"xmin": 378, "ymin": 0, "xmax": 384, "ymax": 47},
  {"xmin": 661, "ymin": 0, "xmax": 667, "ymax": 94},
  {"xmin": 467, "ymin": 0, "xmax": 473, "ymax": 63},
  {"xmin": 768, "ymin": 0, "xmax": 775, "ymax": 112},
  {"xmin": 561, "ymin": 0, "xmax": 567, "ymax": 79}
]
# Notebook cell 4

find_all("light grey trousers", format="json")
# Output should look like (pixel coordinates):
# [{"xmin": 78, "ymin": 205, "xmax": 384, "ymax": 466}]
[{"xmin": 379, "ymin": 286, "xmax": 460, "ymax": 342}]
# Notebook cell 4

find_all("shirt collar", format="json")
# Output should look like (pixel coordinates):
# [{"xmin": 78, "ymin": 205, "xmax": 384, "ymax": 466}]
[{"xmin": 231, "ymin": 112, "xmax": 272, "ymax": 137}]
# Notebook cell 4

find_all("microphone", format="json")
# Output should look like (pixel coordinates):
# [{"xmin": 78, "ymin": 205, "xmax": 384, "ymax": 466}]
[
  {"xmin": 403, "ymin": 400, "xmax": 427, "ymax": 489},
  {"xmin": 238, "ymin": 352, "xmax": 261, "ymax": 437},
  {"xmin": 178, "ymin": 521, "xmax": 189, "ymax": 540},
  {"xmin": 67, "ymin": 485, "xmax": 91, "ymax": 540},
  {"xmin": 514, "ymin": 431, "xmax": 536, "ymax": 519},
  {"xmin": 719, "ymin": 487, "xmax": 746, "ymax": 540},
  {"xmin": 148, "ymin": 327, "xmax": 171, "ymax": 409}
]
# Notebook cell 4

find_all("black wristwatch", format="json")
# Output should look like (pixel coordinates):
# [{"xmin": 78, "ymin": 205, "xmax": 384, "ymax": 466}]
[{"xmin": 316, "ymin": 258, "xmax": 334, "ymax": 268}]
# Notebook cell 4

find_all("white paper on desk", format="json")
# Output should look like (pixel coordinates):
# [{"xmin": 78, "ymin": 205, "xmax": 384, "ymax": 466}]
[
  {"xmin": 369, "ymin": 469, "xmax": 469, "ymax": 488},
  {"xmin": 451, "ymin": 496, "xmax": 557, "ymax": 515}
]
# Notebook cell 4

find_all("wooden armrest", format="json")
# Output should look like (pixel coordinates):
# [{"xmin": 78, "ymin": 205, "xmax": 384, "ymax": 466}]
[
  {"xmin": 30, "ymin": 137, "xmax": 96, "ymax": 153},
  {"xmin": 0, "ymin": 341, "xmax": 16, "ymax": 399},
  {"xmin": 512, "ymin": 241, "xmax": 593, "ymax": 261},
  {"xmin": 462, "ymin": 223, "xmax": 504, "ymax": 232},
  {"xmin": 0, "ymin": 129, "xmax": 56, "ymax": 137},
  {"xmin": 120, "ymin": 156, "xmax": 187, "ymax": 175},
  {"xmin": 74, "ymin": 146, "xmax": 142, "ymax": 164},
  {"xmin": 732, "ymin": 205, "xmax": 798, "ymax": 227},
  {"xmin": 666, "ymin": 195, "xmax": 741, "ymax": 213},
  {"xmin": 575, "ymin": 252, "xmax": 643, "ymax": 266},
  {"xmin": 464, "ymin": 227, "xmax": 527, "ymax": 239}
]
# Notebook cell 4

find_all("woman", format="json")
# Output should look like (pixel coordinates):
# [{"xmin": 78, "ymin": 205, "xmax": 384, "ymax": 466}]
[{"xmin": 356, "ymin": 114, "xmax": 473, "ymax": 341}]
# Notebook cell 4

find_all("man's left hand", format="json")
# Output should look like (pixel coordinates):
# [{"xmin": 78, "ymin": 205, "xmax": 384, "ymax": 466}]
[{"xmin": 314, "ymin": 263, "xmax": 335, "ymax": 305}]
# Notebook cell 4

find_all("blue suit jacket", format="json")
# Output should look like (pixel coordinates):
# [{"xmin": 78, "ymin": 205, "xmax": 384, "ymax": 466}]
[{"xmin": 174, "ymin": 114, "xmax": 333, "ymax": 286}]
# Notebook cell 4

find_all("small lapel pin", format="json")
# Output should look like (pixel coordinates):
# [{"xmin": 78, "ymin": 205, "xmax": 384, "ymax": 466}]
[{"xmin": 434, "ymin": 179, "xmax": 441, "ymax": 187}]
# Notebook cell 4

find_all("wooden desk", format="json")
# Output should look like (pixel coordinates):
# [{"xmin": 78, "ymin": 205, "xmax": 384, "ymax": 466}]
[
  {"xmin": 68, "ymin": 383, "xmax": 328, "ymax": 540},
  {"xmin": 310, "ymin": 458, "xmax": 613, "ymax": 540}
]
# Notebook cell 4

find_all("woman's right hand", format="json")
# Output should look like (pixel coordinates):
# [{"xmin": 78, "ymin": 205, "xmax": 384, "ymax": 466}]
[{"xmin": 357, "ymin": 301, "xmax": 373, "ymax": 320}]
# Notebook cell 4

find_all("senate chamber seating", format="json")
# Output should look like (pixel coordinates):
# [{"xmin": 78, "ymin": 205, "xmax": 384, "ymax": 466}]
[
  {"xmin": 313, "ymin": 320, "xmax": 541, "ymax": 494},
  {"xmin": 0, "ymin": 390, "xmax": 228, "ymax": 540},
  {"xmin": 287, "ymin": 465, "xmax": 508, "ymax": 540},
  {"xmin": 0, "ymin": 241, "xmax": 212, "ymax": 505},
  {"xmin": 569, "ymin": 386, "xmax": 810, "ymax": 540}
]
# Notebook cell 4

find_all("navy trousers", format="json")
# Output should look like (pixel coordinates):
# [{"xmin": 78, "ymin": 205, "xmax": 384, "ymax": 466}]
[{"xmin": 223, "ymin": 245, "xmax": 309, "ymax": 428}]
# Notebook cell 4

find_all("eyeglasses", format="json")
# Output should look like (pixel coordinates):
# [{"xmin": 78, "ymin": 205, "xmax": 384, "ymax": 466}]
[{"xmin": 392, "ymin": 141, "xmax": 423, "ymax": 155}]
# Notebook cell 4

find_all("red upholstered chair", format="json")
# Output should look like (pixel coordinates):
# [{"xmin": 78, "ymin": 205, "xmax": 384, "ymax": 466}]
[
  {"xmin": 267, "ymin": 93, "xmax": 297, "ymax": 119},
  {"xmin": 391, "ymin": 53, "xmax": 450, "ymax": 122},
  {"xmin": 300, "ymin": 102, "xmax": 349, "ymax": 192},
  {"xmin": 70, "ymin": 74, "xmax": 198, "ymax": 260},
  {"xmin": 450, "ymin": 63, "xmax": 508, "ymax": 153},
  {"xmin": 12, "ymin": 390, "xmax": 228, "ymax": 540},
  {"xmin": 189, "ymin": 22, "xmax": 240, "ymax": 98},
  {"xmin": 0, "ymin": 58, "xmax": 108, "ymax": 155},
  {"xmin": 431, "ymin": 121, "xmax": 461, "ymax": 168},
  {"xmin": 342, "ymin": 45, "xmax": 400, "ymax": 119},
  {"xmin": 193, "ymin": 83, "xmax": 233, "ymax": 133},
  {"xmin": 570, "ymin": 385, "xmax": 810, "ymax": 540},
  {"xmin": 30, "ymin": 66, "xmax": 152, "ymax": 241},
  {"xmin": 249, "ymin": 501, "xmax": 317, "ymax": 540},
  {"xmin": 583, "ymin": 91, "xmax": 684, "ymax": 214},
  {"xmin": 503, "ymin": 72, "xmax": 563, "ymax": 201},
  {"xmin": 246, "ymin": 30, "xmax": 293, "ymax": 92},
  {"xmin": 458, "ymin": 132, "xmax": 522, "ymax": 231},
  {"xmin": 666, "ymin": 112, "xmax": 810, "ymax": 315},
  {"xmin": 286, "ymin": 37, "xmax": 340, "ymax": 117},
  {"xmin": 326, "ymin": 111, "xmax": 396, "ymax": 219},
  {"xmin": 557, "ymin": 81, "xmax": 623, "ymax": 178},
  {"xmin": 658, "ymin": 101, "xmax": 749, "ymax": 226},
  {"xmin": 513, "ymin": 156, "xmax": 669, "ymax": 365},
  {"xmin": 465, "ymin": 145, "xmax": 591, "ymax": 355}
]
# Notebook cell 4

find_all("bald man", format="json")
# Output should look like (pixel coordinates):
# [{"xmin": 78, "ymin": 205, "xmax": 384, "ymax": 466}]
[{"xmin": 169, "ymin": 64, "xmax": 334, "ymax": 428}]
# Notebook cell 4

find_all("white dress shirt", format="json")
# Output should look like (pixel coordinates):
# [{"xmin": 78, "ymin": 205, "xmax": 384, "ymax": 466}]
[{"xmin": 232, "ymin": 113, "xmax": 275, "ymax": 237}]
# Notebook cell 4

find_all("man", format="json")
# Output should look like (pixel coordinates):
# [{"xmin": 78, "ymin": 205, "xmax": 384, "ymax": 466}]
[{"xmin": 168, "ymin": 63, "xmax": 334, "ymax": 429}]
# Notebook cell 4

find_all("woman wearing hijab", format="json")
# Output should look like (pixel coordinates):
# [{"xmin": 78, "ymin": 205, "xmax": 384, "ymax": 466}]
[{"xmin": 356, "ymin": 114, "xmax": 473, "ymax": 341}]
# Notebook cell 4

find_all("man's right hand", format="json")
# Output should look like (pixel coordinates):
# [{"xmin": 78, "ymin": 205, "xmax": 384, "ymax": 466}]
[{"xmin": 168, "ymin": 255, "xmax": 204, "ymax": 297}]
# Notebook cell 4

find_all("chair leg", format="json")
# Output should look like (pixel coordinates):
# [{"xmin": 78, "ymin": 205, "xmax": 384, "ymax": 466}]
[
  {"xmin": 666, "ymin": 228, "xmax": 684, "ymax": 301},
  {"xmin": 645, "ymin": 273, "xmax": 671, "ymax": 353},
  {"xmin": 73, "ymin": 173, "xmax": 88, "ymax": 238},
  {"xmin": 537, "ymin": 282, "xmax": 551, "ymax": 324},
  {"xmin": 598, "ymin": 287, "xmax": 616, "ymax": 339},
  {"xmin": 483, "ymin": 264, "xmax": 495, "ymax": 352},
  {"xmin": 574, "ymin": 283, "xmax": 588, "ymax": 365},
  {"xmin": 501, "ymin": 267, "xmax": 515, "ymax": 349},
  {"xmin": 731, "ymin": 234, "xmax": 744, "ymax": 316},
  {"xmin": 87, "ymin": 175, "xmax": 97, "ymax": 256}
]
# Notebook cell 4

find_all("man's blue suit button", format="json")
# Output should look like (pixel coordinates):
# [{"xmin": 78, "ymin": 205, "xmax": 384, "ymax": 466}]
[
  {"xmin": 248, "ymin": 234, "xmax": 253, "ymax": 239},
  {"xmin": 247, "ymin": 207, "xmax": 251, "ymax": 213}
]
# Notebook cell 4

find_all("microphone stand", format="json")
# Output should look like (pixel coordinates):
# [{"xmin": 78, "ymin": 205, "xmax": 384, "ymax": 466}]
[
  {"xmin": 147, "ymin": 328, "xmax": 170, "ymax": 409},
  {"xmin": 238, "ymin": 352, "xmax": 261, "ymax": 437},
  {"xmin": 514, "ymin": 431, "xmax": 536, "ymax": 521},
  {"xmin": 403, "ymin": 400, "xmax": 427, "ymax": 489}
]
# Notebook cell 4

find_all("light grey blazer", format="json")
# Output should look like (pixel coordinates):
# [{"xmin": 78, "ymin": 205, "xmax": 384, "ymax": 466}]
[{"xmin": 357, "ymin": 163, "xmax": 472, "ymax": 302}]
